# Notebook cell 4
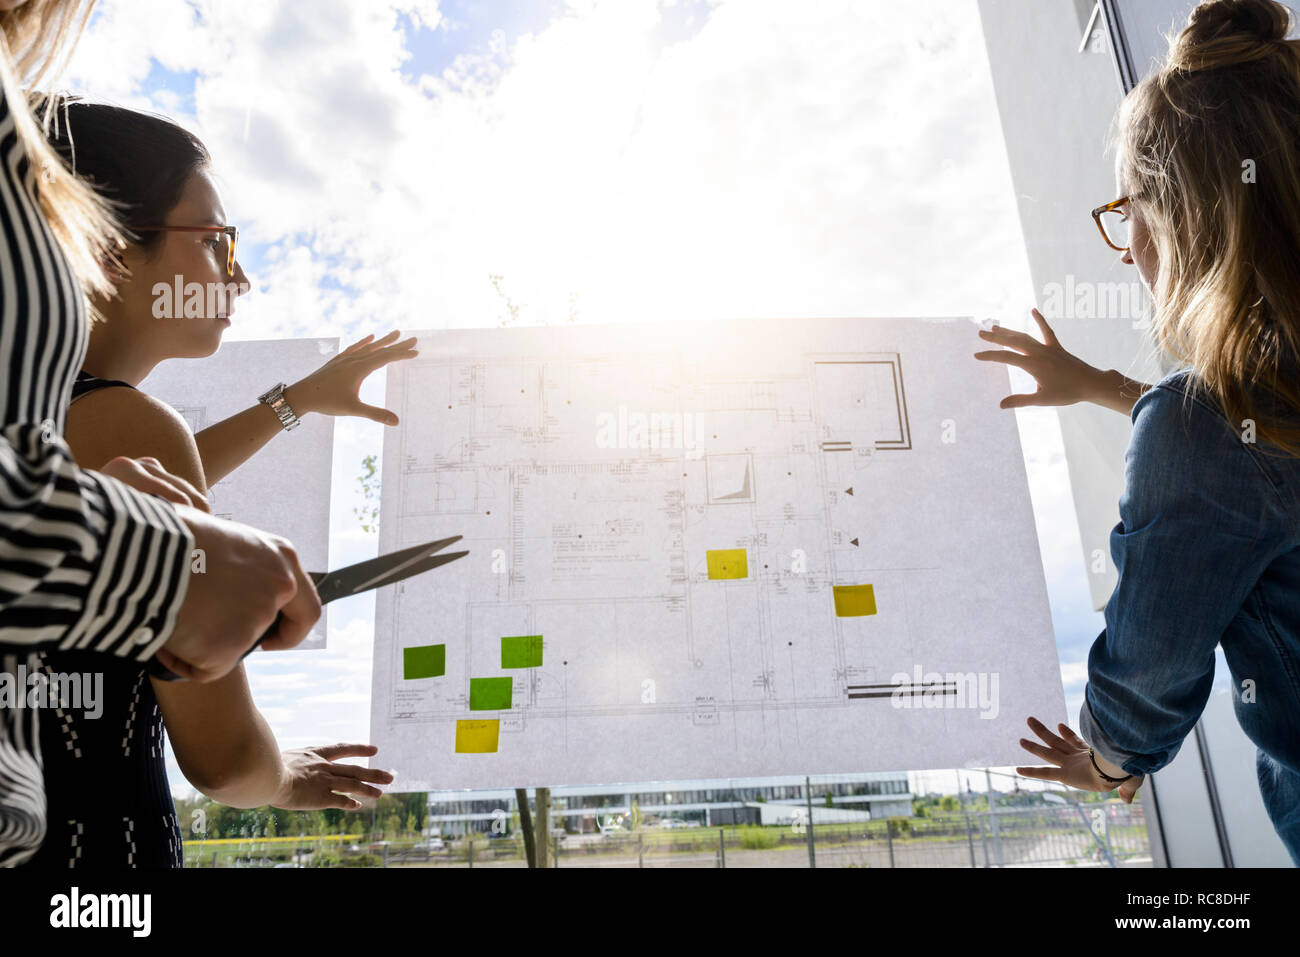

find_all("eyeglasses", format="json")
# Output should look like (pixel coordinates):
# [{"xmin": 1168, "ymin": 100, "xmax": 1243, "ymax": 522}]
[
  {"xmin": 1091, "ymin": 197, "xmax": 1132, "ymax": 253},
  {"xmin": 131, "ymin": 224, "xmax": 239, "ymax": 277}
]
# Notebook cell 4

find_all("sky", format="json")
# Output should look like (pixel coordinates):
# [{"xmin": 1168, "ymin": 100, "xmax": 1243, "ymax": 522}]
[{"xmin": 55, "ymin": 0, "xmax": 1146, "ymax": 801}]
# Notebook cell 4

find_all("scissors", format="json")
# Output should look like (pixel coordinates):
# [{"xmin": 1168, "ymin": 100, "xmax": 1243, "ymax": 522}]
[{"xmin": 146, "ymin": 534, "xmax": 469, "ymax": 682}]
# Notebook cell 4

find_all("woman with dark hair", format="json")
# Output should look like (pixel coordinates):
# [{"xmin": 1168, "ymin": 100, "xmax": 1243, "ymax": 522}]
[
  {"xmin": 0, "ymin": 0, "xmax": 319, "ymax": 868},
  {"xmin": 23, "ymin": 99, "xmax": 412, "ymax": 868}
]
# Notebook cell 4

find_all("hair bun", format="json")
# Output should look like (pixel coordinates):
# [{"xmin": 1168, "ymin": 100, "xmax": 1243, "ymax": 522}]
[{"xmin": 1168, "ymin": 0, "xmax": 1292, "ymax": 71}]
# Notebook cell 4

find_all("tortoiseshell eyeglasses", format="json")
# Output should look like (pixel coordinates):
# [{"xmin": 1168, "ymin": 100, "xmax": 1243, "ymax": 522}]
[
  {"xmin": 1091, "ymin": 197, "xmax": 1132, "ymax": 253},
  {"xmin": 132, "ymin": 224, "xmax": 239, "ymax": 277}
]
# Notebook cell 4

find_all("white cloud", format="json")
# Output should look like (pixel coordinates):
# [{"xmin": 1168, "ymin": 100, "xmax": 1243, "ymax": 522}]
[{"xmin": 64, "ymin": 0, "xmax": 1096, "ymax": 792}]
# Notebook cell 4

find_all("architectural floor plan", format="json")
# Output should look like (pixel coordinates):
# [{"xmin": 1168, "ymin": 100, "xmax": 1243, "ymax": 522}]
[{"xmin": 369, "ymin": 318, "xmax": 1064, "ymax": 788}]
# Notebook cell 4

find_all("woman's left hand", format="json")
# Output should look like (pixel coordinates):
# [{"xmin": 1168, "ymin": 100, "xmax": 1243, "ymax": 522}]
[
  {"xmin": 1016, "ymin": 716, "xmax": 1143, "ymax": 803},
  {"xmin": 272, "ymin": 743, "xmax": 396, "ymax": 810},
  {"xmin": 285, "ymin": 331, "xmax": 418, "ymax": 425}
]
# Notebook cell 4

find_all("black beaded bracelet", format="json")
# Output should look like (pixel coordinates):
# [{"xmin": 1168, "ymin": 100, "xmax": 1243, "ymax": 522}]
[{"xmin": 1089, "ymin": 747, "xmax": 1132, "ymax": 784}]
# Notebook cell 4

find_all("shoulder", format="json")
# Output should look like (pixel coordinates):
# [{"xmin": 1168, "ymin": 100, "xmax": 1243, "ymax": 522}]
[
  {"xmin": 1132, "ymin": 369, "xmax": 1244, "ymax": 445},
  {"xmin": 1128, "ymin": 369, "xmax": 1282, "ymax": 502},
  {"xmin": 71, "ymin": 383, "xmax": 193, "ymax": 437},
  {"xmin": 66, "ymin": 385, "xmax": 206, "ymax": 489}
]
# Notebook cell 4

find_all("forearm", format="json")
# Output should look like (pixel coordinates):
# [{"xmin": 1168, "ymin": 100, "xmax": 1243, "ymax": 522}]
[
  {"xmin": 157, "ymin": 667, "xmax": 290, "ymax": 808},
  {"xmin": 187, "ymin": 709, "xmax": 289, "ymax": 809},
  {"xmin": 193, "ymin": 383, "xmax": 310, "ymax": 486},
  {"xmin": 1091, "ymin": 369, "xmax": 1153, "ymax": 416}
]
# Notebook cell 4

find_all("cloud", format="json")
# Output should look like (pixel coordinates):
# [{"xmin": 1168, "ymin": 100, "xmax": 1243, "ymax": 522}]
[
  {"xmin": 67, "ymin": 0, "xmax": 1098, "ymax": 794},
  {"xmin": 65, "ymin": 0, "xmax": 1036, "ymax": 340}
]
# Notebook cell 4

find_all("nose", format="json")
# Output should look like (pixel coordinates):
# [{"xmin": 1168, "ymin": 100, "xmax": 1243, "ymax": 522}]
[
  {"xmin": 1120, "ymin": 248, "xmax": 1134, "ymax": 266},
  {"xmin": 233, "ymin": 259, "xmax": 251, "ymax": 293}
]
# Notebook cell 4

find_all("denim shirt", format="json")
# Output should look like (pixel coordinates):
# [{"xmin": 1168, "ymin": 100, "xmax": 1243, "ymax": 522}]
[{"xmin": 1079, "ymin": 370, "xmax": 1300, "ymax": 793}]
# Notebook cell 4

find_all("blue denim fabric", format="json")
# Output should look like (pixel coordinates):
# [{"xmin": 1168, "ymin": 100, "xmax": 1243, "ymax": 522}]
[{"xmin": 1077, "ymin": 370, "xmax": 1300, "ymax": 865}]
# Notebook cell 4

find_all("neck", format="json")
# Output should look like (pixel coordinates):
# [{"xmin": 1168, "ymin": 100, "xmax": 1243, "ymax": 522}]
[{"xmin": 80, "ymin": 314, "xmax": 163, "ymax": 386}]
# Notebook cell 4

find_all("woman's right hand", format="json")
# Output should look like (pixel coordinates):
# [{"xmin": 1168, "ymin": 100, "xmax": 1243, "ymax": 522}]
[{"xmin": 973, "ymin": 308, "xmax": 1109, "ymax": 409}]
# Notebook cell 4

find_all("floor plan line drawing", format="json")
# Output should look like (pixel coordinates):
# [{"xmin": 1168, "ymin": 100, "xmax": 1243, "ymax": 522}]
[{"xmin": 369, "ymin": 318, "xmax": 1065, "ymax": 789}]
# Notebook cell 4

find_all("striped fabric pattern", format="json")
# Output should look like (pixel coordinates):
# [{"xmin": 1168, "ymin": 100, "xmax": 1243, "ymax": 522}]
[{"xmin": 0, "ymin": 85, "xmax": 193, "ymax": 865}]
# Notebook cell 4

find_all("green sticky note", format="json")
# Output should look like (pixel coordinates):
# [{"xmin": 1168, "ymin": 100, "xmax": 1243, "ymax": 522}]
[
  {"xmin": 470, "ymin": 676, "xmax": 513, "ymax": 711},
  {"xmin": 404, "ymin": 644, "xmax": 445, "ymax": 679},
  {"xmin": 501, "ymin": 634, "xmax": 543, "ymax": 669}
]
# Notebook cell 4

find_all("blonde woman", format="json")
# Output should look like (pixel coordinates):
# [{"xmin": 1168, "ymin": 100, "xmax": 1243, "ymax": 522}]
[
  {"xmin": 978, "ymin": 0, "xmax": 1300, "ymax": 863},
  {"xmin": 0, "ymin": 0, "xmax": 317, "ymax": 866}
]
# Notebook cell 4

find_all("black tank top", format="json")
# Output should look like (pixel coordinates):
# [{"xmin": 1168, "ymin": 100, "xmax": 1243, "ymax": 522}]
[{"xmin": 25, "ymin": 372, "xmax": 183, "ymax": 869}]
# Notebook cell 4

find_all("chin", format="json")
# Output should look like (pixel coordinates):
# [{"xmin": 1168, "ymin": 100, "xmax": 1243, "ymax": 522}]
[{"xmin": 181, "ymin": 322, "xmax": 227, "ymax": 359}]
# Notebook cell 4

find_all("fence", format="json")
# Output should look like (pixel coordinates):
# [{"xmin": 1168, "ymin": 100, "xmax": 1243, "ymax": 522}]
[{"xmin": 183, "ymin": 803, "xmax": 1150, "ymax": 868}]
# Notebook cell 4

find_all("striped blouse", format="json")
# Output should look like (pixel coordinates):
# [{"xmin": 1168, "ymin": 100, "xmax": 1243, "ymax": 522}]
[{"xmin": 0, "ymin": 85, "xmax": 193, "ymax": 865}]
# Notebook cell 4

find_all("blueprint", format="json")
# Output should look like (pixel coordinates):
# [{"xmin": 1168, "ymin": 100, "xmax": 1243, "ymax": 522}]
[
  {"xmin": 369, "ymin": 318, "xmax": 1065, "ymax": 788},
  {"xmin": 141, "ymin": 337, "xmax": 338, "ymax": 650}
]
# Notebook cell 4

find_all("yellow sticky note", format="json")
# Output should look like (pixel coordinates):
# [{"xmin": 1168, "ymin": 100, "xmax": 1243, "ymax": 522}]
[
  {"xmin": 833, "ymin": 584, "xmax": 877, "ymax": 617},
  {"xmin": 706, "ymin": 549, "xmax": 748, "ymax": 580},
  {"xmin": 455, "ymin": 719, "xmax": 500, "ymax": 753}
]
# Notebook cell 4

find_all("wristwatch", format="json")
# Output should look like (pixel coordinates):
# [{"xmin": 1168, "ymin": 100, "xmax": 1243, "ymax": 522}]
[{"xmin": 258, "ymin": 382, "xmax": 301, "ymax": 432}]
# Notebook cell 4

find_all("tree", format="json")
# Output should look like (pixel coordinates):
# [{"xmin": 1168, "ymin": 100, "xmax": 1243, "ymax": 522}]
[{"xmin": 354, "ymin": 454, "xmax": 380, "ymax": 533}]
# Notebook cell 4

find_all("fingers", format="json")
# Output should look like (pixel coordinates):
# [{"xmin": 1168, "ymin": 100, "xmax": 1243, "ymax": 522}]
[
  {"xmin": 259, "ymin": 541, "xmax": 321, "ymax": 651},
  {"xmin": 351, "ymin": 330, "xmax": 401, "ymax": 357},
  {"xmin": 136, "ymin": 458, "xmax": 210, "ymax": 513},
  {"xmin": 999, "ymin": 392, "xmax": 1046, "ymax": 410},
  {"xmin": 325, "ymin": 774, "xmax": 386, "ymax": 801},
  {"xmin": 355, "ymin": 401, "xmax": 400, "ymax": 426},
  {"xmin": 329, "ymin": 762, "xmax": 396, "ymax": 786},
  {"xmin": 100, "ymin": 457, "xmax": 198, "ymax": 509},
  {"xmin": 1026, "ymin": 715, "xmax": 1072, "ymax": 753},
  {"xmin": 298, "ymin": 786, "xmax": 361, "ymax": 811},
  {"xmin": 1058, "ymin": 723, "xmax": 1089, "ymax": 750},
  {"xmin": 340, "ymin": 334, "xmax": 376, "ymax": 356},
  {"xmin": 313, "ymin": 743, "xmax": 379, "ymax": 761},
  {"xmin": 1030, "ymin": 307, "xmax": 1060, "ymax": 346},
  {"xmin": 1019, "ymin": 738, "xmax": 1064, "ymax": 766},
  {"xmin": 360, "ymin": 337, "xmax": 419, "ymax": 371},
  {"xmin": 978, "ymin": 324, "xmax": 1042, "ymax": 353},
  {"xmin": 1015, "ymin": 765, "xmax": 1065, "ymax": 782},
  {"xmin": 973, "ymin": 349, "xmax": 1032, "ymax": 370}
]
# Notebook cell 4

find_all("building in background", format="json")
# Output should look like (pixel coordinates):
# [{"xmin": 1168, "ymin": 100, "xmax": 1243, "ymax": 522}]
[{"xmin": 427, "ymin": 772, "xmax": 912, "ymax": 835}]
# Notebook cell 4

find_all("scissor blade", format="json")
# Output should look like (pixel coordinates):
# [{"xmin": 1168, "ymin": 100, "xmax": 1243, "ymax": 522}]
[
  {"xmin": 320, "ymin": 537, "xmax": 466, "ymax": 602},
  {"xmin": 363, "ymin": 549, "xmax": 469, "ymax": 592}
]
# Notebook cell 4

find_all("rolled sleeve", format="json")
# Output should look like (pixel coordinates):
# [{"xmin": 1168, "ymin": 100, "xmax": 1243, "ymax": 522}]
[
  {"xmin": 0, "ymin": 423, "xmax": 192, "ymax": 660},
  {"xmin": 1080, "ymin": 378, "xmax": 1284, "ymax": 777}
]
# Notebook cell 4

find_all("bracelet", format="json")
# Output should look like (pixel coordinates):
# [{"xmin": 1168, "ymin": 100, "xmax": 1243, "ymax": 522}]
[
  {"xmin": 258, "ymin": 382, "xmax": 301, "ymax": 432},
  {"xmin": 1089, "ymin": 747, "xmax": 1132, "ymax": 785}
]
